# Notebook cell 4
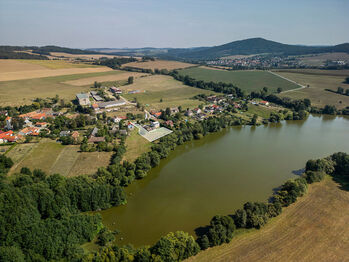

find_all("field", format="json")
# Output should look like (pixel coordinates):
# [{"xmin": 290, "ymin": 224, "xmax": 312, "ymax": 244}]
[
  {"xmin": 297, "ymin": 52, "xmax": 349, "ymax": 67},
  {"xmin": 276, "ymin": 69, "xmax": 349, "ymax": 109},
  {"xmin": 178, "ymin": 67, "xmax": 300, "ymax": 93},
  {"xmin": 187, "ymin": 177, "xmax": 349, "ymax": 262},
  {"xmin": 247, "ymin": 104, "xmax": 279, "ymax": 119},
  {"xmin": 7, "ymin": 140, "xmax": 113, "ymax": 177},
  {"xmin": 0, "ymin": 70, "xmax": 123, "ymax": 106},
  {"xmin": 50, "ymin": 52, "xmax": 119, "ymax": 60},
  {"xmin": 122, "ymin": 59, "xmax": 195, "ymax": 70},
  {"xmin": 122, "ymin": 75, "xmax": 216, "ymax": 110},
  {"xmin": 63, "ymin": 71, "xmax": 148, "ymax": 86},
  {"xmin": 123, "ymin": 130, "xmax": 151, "ymax": 162}
]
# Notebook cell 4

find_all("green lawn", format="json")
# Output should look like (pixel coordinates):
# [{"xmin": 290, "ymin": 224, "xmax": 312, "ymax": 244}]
[
  {"xmin": 123, "ymin": 130, "xmax": 151, "ymax": 162},
  {"xmin": 178, "ymin": 67, "xmax": 299, "ymax": 93}
]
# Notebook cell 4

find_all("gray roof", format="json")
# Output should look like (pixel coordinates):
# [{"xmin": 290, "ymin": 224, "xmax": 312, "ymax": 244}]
[
  {"xmin": 98, "ymin": 100, "xmax": 125, "ymax": 108},
  {"xmin": 91, "ymin": 127, "xmax": 98, "ymax": 136},
  {"xmin": 76, "ymin": 93, "xmax": 89, "ymax": 99}
]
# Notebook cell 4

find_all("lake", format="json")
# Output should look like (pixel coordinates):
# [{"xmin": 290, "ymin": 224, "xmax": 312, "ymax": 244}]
[{"xmin": 98, "ymin": 115, "xmax": 349, "ymax": 247}]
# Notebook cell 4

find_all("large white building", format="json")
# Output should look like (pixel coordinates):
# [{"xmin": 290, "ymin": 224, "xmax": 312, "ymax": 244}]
[{"xmin": 76, "ymin": 93, "xmax": 90, "ymax": 106}]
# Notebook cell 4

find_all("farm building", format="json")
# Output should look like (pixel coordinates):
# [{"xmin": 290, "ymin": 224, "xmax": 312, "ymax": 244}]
[
  {"xmin": 97, "ymin": 100, "xmax": 126, "ymax": 109},
  {"xmin": 110, "ymin": 86, "xmax": 122, "ymax": 94},
  {"xmin": 76, "ymin": 93, "xmax": 90, "ymax": 106}
]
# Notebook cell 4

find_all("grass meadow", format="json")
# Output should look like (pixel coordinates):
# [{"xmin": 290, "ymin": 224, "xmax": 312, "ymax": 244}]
[
  {"xmin": 178, "ymin": 67, "xmax": 300, "ymax": 93},
  {"xmin": 123, "ymin": 75, "xmax": 216, "ymax": 110},
  {"xmin": 275, "ymin": 69, "xmax": 349, "ymax": 109}
]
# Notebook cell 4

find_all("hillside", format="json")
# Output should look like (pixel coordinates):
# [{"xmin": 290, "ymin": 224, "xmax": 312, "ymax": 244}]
[{"xmin": 162, "ymin": 38, "xmax": 349, "ymax": 60}]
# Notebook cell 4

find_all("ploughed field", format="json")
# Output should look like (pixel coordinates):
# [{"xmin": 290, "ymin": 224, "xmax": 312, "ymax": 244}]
[
  {"xmin": 97, "ymin": 115, "xmax": 349, "ymax": 247},
  {"xmin": 187, "ymin": 177, "xmax": 349, "ymax": 262},
  {"xmin": 177, "ymin": 67, "xmax": 300, "ymax": 93}
]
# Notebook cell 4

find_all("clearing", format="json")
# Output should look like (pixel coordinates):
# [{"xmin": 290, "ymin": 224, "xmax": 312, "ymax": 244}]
[
  {"xmin": 122, "ymin": 75, "xmax": 216, "ymax": 110},
  {"xmin": 63, "ymin": 71, "xmax": 148, "ymax": 86},
  {"xmin": 178, "ymin": 67, "xmax": 300, "ymax": 93},
  {"xmin": 187, "ymin": 177, "xmax": 349, "ymax": 262},
  {"xmin": 122, "ymin": 59, "xmax": 195, "ymax": 70},
  {"xmin": 275, "ymin": 69, "xmax": 349, "ymax": 109},
  {"xmin": 123, "ymin": 130, "xmax": 151, "ymax": 162}
]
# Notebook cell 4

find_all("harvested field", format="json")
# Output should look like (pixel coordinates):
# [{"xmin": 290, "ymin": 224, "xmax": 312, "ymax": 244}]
[
  {"xmin": 50, "ymin": 52, "xmax": 118, "ymax": 60},
  {"xmin": 122, "ymin": 75, "xmax": 216, "ymax": 110},
  {"xmin": 298, "ymin": 53, "xmax": 349, "ymax": 67},
  {"xmin": 20, "ymin": 59, "xmax": 102, "ymax": 69},
  {"xmin": 0, "ymin": 71, "xmax": 121, "ymax": 106},
  {"xmin": 0, "ymin": 67, "xmax": 112, "ymax": 82},
  {"xmin": 50, "ymin": 145, "xmax": 80, "ymax": 176},
  {"xmin": 0, "ymin": 59, "xmax": 47, "ymax": 72},
  {"xmin": 64, "ymin": 71, "xmax": 148, "ymax": 86},
  {"xmin": 178, "ymin": 67, "xmax": 300, "ymax": 93},
  {"xmin": 187, "ymin": 177, "xmax": 349, "ymax": 262},
  {"xmin": 123, "ymin": 60, "xmax": 195, "ymax": 70},
  {"xmin": 275, "ymin": 69, "xmax": 349, "ymax": 109}
]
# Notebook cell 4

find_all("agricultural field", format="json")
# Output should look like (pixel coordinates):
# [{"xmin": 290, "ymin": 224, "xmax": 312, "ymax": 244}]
[
  {"xmin": 122, "ymin": 59, "xmax": 195, "ymax": 70},
  {"xmin": 122, "ymin": 75, "xmax": 216, "ymax": 110},
  {"xmin": 0, "ymin": 59, "xmax": 112, "ymax": 82},
  {"xmin": 187, "ymin": 177, "xmax": 349, "ymax": 262},
  {"xmin": 275, "ymin": 69, "xmax": 349, "ymax": 109},
  {"xmin": 247, "ymin": 104, "xmax": 279, "ymax": 119},
  {"xmin": 7, "ymin": 140, "xmax": 113, "ymax": 177},
  {"xmin": 178, "ymin": 67, "xmax": 300, "ymax": 93},
  {"xmin": 63, "ymin": 71, "xmax": 148, "ymax": 86},
  {"xmin": 49, "ymin": 52, "xmax": 119, "ymax": 60},
  {"xmin": 297, "ymin": 52, "xmax": 349, "ymax": 67},
  {"xmin": 0, "ymin": 70, "xmax": 122, "ymax": 106},
  {"xmin": 123, "ymin": 130, "xmax": 151, "ymax": 162}
]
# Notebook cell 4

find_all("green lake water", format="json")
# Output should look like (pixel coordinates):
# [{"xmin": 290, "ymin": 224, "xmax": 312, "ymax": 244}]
[{"xmin": 98, "ymin": 115, "xmax": 349, "ymax": 247}]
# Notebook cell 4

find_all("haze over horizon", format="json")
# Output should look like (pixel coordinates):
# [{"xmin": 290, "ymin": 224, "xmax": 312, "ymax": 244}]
[{"xmin": 1, "ymin": 0, "xmax": 348, "ymax": 49}]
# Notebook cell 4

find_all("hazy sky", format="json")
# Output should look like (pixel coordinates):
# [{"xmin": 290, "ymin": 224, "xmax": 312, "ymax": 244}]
[{"xmin": 1, "ymin": 0, "xmax": 348, "ymax": 48}]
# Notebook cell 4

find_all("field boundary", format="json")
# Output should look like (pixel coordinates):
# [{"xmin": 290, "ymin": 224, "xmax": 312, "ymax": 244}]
[{"xmin": 268, "ymin": 71, "xmax": 305, "ymax": 93}]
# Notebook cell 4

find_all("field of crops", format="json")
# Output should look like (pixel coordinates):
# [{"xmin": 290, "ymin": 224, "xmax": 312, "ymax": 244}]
[
  {"xmin": 178, "ymin": 67, "xmax": 300, "ymax": 93},
  {"xmin": 123, "ymin": 59, "xmax": 195, "ymax": 70}
]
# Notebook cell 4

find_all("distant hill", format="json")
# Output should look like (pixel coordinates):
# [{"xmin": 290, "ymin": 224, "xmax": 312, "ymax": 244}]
[
  {"xmin": 0, "ymin": 45, "xmax": 100, "ymax": 60},
  {"xmin": 160, "ymin": 38, "xmax": 349, "ymax": 60}
]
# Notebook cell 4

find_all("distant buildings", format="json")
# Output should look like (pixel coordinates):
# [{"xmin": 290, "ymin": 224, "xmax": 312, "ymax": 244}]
[{"xmin": 76, "ymin": 93, "xmax": 90, "ymax": 106}]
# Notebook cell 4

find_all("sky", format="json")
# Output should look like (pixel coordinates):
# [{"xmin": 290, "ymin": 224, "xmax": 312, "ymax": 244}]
[{"xmin": 0, "ymin": 0, "xmax": 348, "ymax": 48}]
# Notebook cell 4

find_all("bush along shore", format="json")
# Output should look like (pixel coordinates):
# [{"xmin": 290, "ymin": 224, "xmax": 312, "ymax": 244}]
[{"xmin": 1, "ymin": 108, "xmax": 348, "ymax": 261}]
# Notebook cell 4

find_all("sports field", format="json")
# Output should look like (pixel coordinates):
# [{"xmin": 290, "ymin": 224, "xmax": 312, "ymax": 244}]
[
  {"xmin": 178, "ymin": 67, "xmax": 300, "ymax": 93},
  {"xmin": 123, "ymin": 59, "xmax": 195, "ymax": 70},
  {"xmin": 122, "ymin": 75, "xmax": 216, "ymax": 110},
  {"xmin": 7, "ymin": 140, "xmax": 113, "ymax": 177},
  {"xmin": 187, "ymin": 177, "xmax": 349, "ymax": 262},
  {"xmin": 0, "ymin": 70, "xmax": 123, "ymax": 106},
  {"xmin": 276, "ymin": 69, "xmax": 349, "ymax": 109}
]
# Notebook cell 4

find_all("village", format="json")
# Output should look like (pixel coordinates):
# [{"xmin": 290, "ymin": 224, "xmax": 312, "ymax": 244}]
[{"xmin": 0, "ymin": 81, "xmax": 272, "ymax": 147}]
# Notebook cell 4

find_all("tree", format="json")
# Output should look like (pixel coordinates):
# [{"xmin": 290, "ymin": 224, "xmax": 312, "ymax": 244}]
[
  {"xmin": 345, "ymin": 77, "xmax": 349, "ymax": 84},
  {"xmin": 277, "ymin": 87, "xmax": 282, "ymax": 93},
  {"xmin": 345, "ymin": 89, "xmax": 349, "ymax": 96},
  {"xmin": 128, "ymin": 76, "xmax": 134, "ymax": 85},
  {"xmin": 160, "ymin": 98, "xmax": 163, "ymax": 103},
  {"xmin": 337, "ymin": 86, "xmax": 344, "ymax": 94}
]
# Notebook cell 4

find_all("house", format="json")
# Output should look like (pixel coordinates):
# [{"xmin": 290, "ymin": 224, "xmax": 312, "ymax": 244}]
[
  {"xmin": 193, "ymin": 108, "xmax": 202, "ymax": 114},
  {"xmin": 71, "ymin": 131, "xmax": 80, "ymax": 141},
  {"xmin": 151, "ymin": 121, "xmax": 160, "ymax": 128},
  {"xmin": 19, "ymin": 127, "xmax": 40, "ymax": 136},
  {"xmin": 150, "ymin": 111, "xmax": 162, "ymax": 118},
  {"xmin": 0, "ymin": 131, "xmax": 17, "ymax": 143},
  {"xmin": 110, "ymin": 86, "xmax": 122, "ymax": 94},
  {"xmin": 5, "ymin": 116, "xmax": 12, "ymax": 130},
  {"xmin": 127, "ymin": 122, "xmax": 134, "ymax": 130},
  {"xmin": 19, "ymin": 111, "xmax": 46, "ymax": 120},
  {"xmin": 90, "ymin": 91, "xmax": 104, "ymax": 102},
  {"xmin": 76, "ymin": 93, "xmax": 90, "ymax": 106},
  {"xmin": 91, "ymin": 103, "xmax": 99, "ymax": 110},
  {"xmin": 88, "ymin": 136, "xmax": 105, "ymax": 143},
  {"xmin": 97, "ymin": 100, "xmax": 126, "ymax": 109},
  {"xmin": 207, "ymin": 95, "xmax": 217, "ymax": 103},
  {"xmin": 185, "ymin": 110, "xmax": 193, "ymax": 117},
  {"xmin": 170, "ymin": 108, "xmax": 179, "ymax": 114},
  {"xmin": 164, "ymin": 120, "xmax": 174, "ymax": 127},
  {"xmin": 59, "ymin": 130, "xmax": 71, "ymax": 137},
  {"xmin": 35, "ymin": 122, "xmax": 48, "ymax": 128},
  {"xmin": 91, "ymin": 127, "xmax": 98, "ymax": 137},
  {"xmin": 260, "ymin": 101, "xmax": 270, "ymax": 106}
]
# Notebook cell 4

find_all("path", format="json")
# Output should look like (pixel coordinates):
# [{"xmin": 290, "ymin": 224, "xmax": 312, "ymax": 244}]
[{"xmin": 268, "ymin": 71, "xmax": 307, "ymax": 94}]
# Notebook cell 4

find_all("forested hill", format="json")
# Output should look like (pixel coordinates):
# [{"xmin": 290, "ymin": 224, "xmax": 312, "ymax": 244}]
[
  {"xmin": 0, "ymin": 45, "xmax": 100, "ymax": 59},
  {"xmin": 161, "ymin": 38, "xmax": 349, "ymax": 60}
]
